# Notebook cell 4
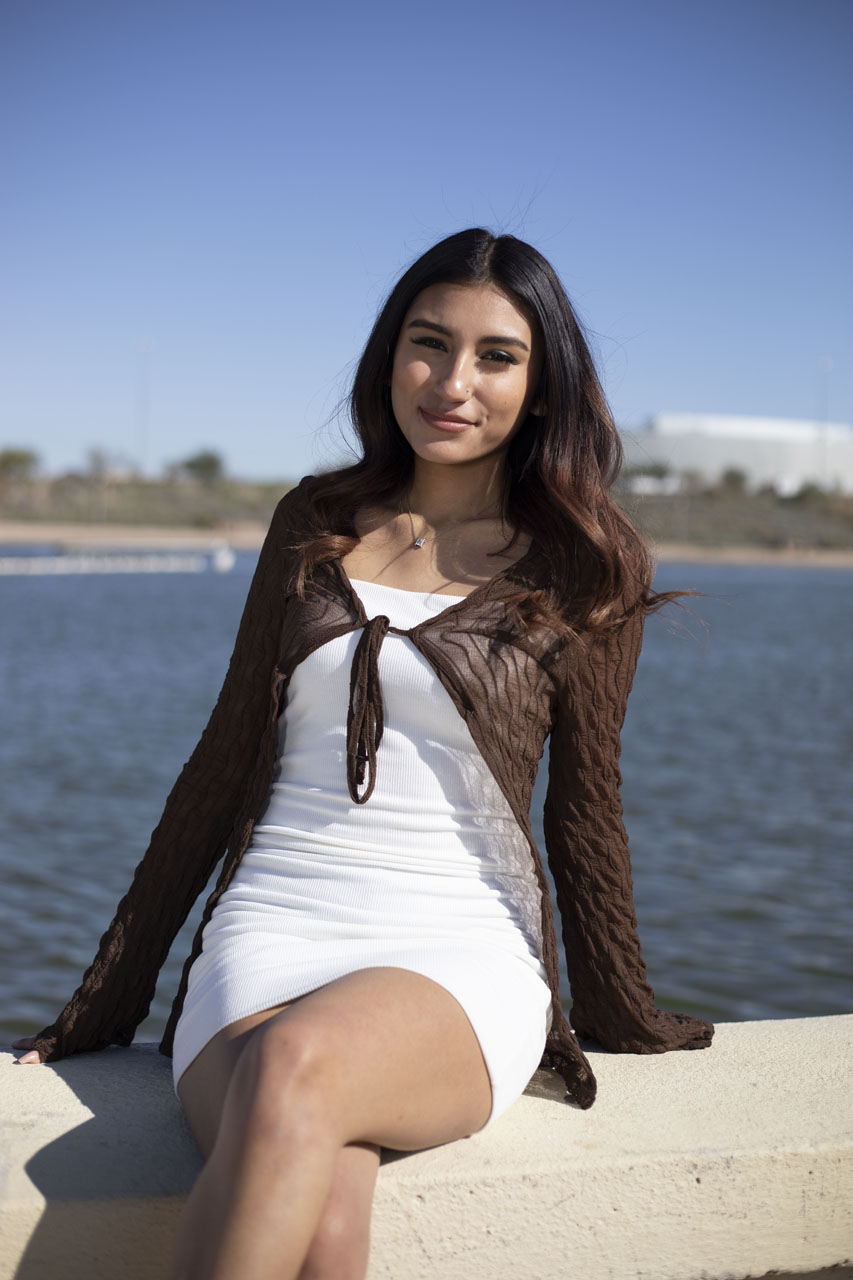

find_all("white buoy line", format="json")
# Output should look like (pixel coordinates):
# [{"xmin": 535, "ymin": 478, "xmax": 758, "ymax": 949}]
[{"xmin": 0, "ymin": 545, "xmax": 236, "ymax": 575}]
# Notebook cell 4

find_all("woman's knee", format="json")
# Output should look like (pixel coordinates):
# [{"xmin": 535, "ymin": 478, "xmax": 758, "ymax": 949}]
[{"xmin": 234, "ymin": 1011, "xmax": 344, "ymax": 1141}]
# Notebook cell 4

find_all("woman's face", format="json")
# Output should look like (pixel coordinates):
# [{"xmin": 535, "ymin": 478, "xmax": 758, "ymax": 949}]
[{"xmin": 390, "ymin": 282, "xmax": 542, "ymax": 474}]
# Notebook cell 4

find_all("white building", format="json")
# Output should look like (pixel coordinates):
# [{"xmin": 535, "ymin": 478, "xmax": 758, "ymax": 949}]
[{"xmin": 621, "ymin": 414, "xmax": 853, "ymax": 495}]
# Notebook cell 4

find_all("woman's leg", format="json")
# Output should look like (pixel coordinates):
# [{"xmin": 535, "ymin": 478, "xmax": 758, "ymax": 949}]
[
  {"xmin": 176, "ymin": 1000, "xmax": 381, "ymax": 1280},
  {"xmin": 170, "ymin": 966, "xmax": 492, "ymax": 1280},
  {"xmin": 294, "ymin": 1141, "xmax": 380, "ymax": 1280}
]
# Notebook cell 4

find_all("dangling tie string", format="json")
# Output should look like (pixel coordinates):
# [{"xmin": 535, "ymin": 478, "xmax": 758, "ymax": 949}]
[{"xmin": 346, "ymin": 614, "xmax": 390, "ymax": 804}]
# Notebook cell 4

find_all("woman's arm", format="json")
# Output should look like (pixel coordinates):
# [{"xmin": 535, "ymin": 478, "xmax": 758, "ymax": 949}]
[
  {"xmin": 25, "ymin": 484, "xmax": 307, "ymax": 1063},
  {"xmin": 543, "ymin": 608, "xmax": 714, "ymax": 1054}
]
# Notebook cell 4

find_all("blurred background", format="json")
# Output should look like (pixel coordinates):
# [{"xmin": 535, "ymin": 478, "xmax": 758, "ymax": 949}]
[{"xmin": 1, "ymin": 0, "xmax": 851, "ymax": 1044}]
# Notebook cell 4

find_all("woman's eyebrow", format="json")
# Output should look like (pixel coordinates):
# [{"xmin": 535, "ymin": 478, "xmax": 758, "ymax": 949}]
[{"xmin": 406, "ymin": 318, "xmax": 530, "ymax": 352}]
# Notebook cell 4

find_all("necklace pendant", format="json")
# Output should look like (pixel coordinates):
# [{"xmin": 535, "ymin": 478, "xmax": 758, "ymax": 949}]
[{"xmin": 413, "ymin": 536, "xmax": 426, "ymax": 549}]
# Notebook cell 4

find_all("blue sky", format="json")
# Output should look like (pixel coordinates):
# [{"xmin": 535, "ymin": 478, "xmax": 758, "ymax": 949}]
[{"xmin": 2, "ymin": 0, "xmax": 851, "ymax": 481}]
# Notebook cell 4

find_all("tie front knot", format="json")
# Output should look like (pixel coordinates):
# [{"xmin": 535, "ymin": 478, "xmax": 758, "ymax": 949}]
[{"xmin": 346, "ymin": 614, "xmax": 391, "ymax": 804}]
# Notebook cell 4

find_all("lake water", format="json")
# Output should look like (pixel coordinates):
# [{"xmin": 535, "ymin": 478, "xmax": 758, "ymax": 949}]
[{"xmin": 2, "ymin": 554, "xmax": 851, "ymax": 1045}]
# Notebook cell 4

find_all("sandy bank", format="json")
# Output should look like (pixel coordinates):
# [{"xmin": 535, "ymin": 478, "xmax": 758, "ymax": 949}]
[
  {"xmin": 0, "ymin": 520, "xmax": 269, "ymax": 551},
  {"xmin": 652, "ymin": 541, "xmax": 853, "ymax": 568},
  {"xmin": 2, "ymin": 521, "xmax": 853, "ymax": 568}
]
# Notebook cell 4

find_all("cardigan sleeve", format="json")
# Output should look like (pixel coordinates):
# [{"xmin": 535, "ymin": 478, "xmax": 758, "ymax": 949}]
[
  {"xmin": 29, "ymin": 485, "xmax": 305, "ymax": 1063},
  {"xmin": 542, "ymin": 607, "xmax": 714, "ymax": 1055}
]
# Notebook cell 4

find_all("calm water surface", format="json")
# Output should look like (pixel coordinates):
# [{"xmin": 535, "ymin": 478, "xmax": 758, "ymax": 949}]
[{"xmin": 1, "ymin": 555, "xmax": 851, "ymax": 1042}]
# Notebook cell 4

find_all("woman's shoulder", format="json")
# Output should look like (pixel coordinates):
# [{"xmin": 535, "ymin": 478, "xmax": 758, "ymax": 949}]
[
  {"xmin": 270, "ymin": 475, "xmax": 323, "ymax": 527},
  {"xmin": 281, "ymin": 474, "xmax": 317, "ymax": 506}
]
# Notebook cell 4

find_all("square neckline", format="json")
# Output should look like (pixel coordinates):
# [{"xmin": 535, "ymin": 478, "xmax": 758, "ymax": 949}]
[{"xmin": 348, "ymin": 577, "xmax": 467, "ymax": 602}]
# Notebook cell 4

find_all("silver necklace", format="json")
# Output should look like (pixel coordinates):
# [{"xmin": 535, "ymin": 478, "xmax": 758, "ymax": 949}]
[{"xmin": 403, "ymin": 492, "xmax": 500, "ymax": 550}]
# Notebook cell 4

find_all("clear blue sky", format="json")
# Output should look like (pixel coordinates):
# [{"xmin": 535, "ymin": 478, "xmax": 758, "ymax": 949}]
[{"xmin": 2, "ymin": 0, "xmax": 851, "ymax": 481}]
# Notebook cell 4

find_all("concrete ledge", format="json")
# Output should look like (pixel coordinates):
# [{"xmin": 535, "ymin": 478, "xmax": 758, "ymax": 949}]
[{"xmin": 2, "ymin": 1016, "xmax": 851, "ymax": 1280}]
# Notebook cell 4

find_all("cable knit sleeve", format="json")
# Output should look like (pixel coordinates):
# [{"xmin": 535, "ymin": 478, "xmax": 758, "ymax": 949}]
[
  {"xmin": 29, "ymin": 485, "xmax": 305, "ymax": 1063},
  {"xmin": 542, "ymin": 608, "xmax": 714, "ymax": 1055}
]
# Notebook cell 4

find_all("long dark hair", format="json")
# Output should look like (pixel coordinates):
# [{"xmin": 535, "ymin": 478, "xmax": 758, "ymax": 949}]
[{"xmin": 293, "ymin": 227, "xmax": 664, "ymax": 635}]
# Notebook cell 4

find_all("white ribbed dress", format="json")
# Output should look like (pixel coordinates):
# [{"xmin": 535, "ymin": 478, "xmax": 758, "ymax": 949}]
[{"xmin": 171, "ymin": 578, "xmax": 552, "ymax": 1125}]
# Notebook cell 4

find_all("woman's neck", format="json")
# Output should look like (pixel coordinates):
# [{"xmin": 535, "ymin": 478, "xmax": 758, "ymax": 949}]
[{"xmin": 405, "ymin": 463, "xmax": 506, "ymax": 528}]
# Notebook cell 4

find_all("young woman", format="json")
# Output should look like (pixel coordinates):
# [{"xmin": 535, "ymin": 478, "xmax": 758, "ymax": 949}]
[{"xmin": 14, "ymin": 228, "xmax": 714, "ymax": 1280}]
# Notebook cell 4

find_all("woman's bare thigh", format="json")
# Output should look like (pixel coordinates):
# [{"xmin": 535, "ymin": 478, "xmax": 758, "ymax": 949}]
[
  {"xmin": 177, "ymin": 966, "xmax": 493, "ymax": 1156},
  {"xmin": 177, "ymin": 998, "xmax": 300, "ymax": 1156}
]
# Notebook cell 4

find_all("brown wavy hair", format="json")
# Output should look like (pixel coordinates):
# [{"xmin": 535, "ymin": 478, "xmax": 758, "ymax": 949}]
[{"xmin": 291, "ymin": 227, "xmax": 672, "ymax": 637}]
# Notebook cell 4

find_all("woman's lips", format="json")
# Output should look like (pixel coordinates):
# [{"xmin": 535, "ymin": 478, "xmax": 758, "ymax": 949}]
[{"xmin": 419, "ymin": 408, "xmax": 475, "ymax": 433}]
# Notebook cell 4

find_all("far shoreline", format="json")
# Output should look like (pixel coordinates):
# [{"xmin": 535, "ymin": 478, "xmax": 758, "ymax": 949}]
[
  {"xmin": 651, "ymin": 541, "xmax": 853, "ymax": 569},
  {"xmin": 2, "ymin": 520, "xmax": 853, "ymax": 569}
]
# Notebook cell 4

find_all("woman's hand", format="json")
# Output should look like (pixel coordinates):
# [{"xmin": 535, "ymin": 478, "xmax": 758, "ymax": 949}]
[{"xmin": 11, "ymin": 1036, "xmax": 42, "ymax": 1064}]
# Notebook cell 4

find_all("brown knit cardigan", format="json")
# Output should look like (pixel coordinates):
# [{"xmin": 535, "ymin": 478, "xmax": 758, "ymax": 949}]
[{"xmin": 32, "ymin": 476, "xmax": 713, "ymax": 1107}]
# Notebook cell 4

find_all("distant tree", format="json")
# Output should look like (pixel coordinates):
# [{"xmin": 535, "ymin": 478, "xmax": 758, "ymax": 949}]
[
  {"xmin": 680, "ymin": 469, "xmax": 704, "ymax": 495},
  {"xmin": 87, "ymin": 448, "xmax": 109, "ymax": 482},
  {"xmin": 718, "ymin": 467, "xmax": 748, "ymax": 496},
  {"xmin": 84, "ymin": 448, "xmax": 137, "ymax": 482},
  {"xmin": 640, "ymin": 460, "xmax": 670, "ymax": 480},
  {"xmin": 180, "ymin": 450, "xmax": 225, "ymax": 487},
  {"xmin": 622, "ymin": 460, "xmax": 670, "ymax": 481},
  {"xmin": 0, "ymin": 447, "xmax": 39, "ymax": 483},
  {"xmin": 793, "ymin": 481, "xmax": 828, "ymax": 508}
]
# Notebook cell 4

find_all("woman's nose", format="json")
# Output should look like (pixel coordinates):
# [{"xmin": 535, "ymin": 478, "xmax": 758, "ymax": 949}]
[{"xmin": 435, "ymin": 353, "xmax": 471, "ymax": 400}]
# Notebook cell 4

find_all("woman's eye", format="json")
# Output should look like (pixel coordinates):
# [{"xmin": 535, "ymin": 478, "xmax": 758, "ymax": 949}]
[
  {"xmin": 411, "ymin": 336, "xmax": 446, "ymax": 351},
  {"xmin": 408, "ymin": 338, "xmax": 516, "ymax": 365}
]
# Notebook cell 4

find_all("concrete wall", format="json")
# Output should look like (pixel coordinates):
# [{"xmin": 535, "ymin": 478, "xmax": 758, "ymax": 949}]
[{"xmin": 2, "ymin": 1016, "xmax": 852, "ymax": 1280}]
